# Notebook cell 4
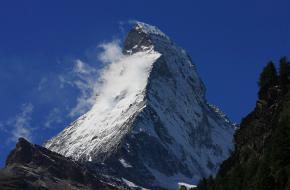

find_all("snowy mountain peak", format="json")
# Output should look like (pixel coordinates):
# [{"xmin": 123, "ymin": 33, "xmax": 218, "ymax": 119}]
[
  {"xmin": 124, "ymin": 22, "xmax": 171, "ymax": 54},
  {"xmin": 134, "ymin": 22, "xmax": 169, "ymax": 40},
  {"xmin": 45, "ymin": 22, "xmax": 234, "ymax": 190},
  {"xmin": 124, "ymin": 22, "xmax": 206, "ymax": 99}
]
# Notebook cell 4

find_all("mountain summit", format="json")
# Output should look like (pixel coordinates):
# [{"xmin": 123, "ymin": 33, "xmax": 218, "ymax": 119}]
[{"xmin": 45, "ymin": 22, "xmax": 234, "ymax": 189}]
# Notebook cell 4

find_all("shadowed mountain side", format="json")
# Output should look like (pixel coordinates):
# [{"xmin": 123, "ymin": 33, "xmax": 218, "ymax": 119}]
[
  {"xmin": 197, "ymin": 58, "xmax": 290, "ymax": 190},
  {"xmin": 0, "ymin": 138, "xmax": 127, "ymax": 190}
]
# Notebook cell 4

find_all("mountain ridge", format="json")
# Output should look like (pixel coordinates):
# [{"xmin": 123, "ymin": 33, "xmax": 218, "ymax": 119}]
[
  {"xmin": 0, "ymin": 137, "xmax": 127, "ymax": 190},
  {"xmin": 197, "ymin": 59, "xmax": 290, "ymax": 190},
  {"xmin": 45, "ymin": 22, "xmax": 235, "ymax": 189}
]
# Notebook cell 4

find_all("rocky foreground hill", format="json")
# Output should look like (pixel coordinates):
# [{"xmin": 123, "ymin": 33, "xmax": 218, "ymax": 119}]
[
  {"xmin": 197, "ymin": 58, "xmax": 290, "ymax": 190},
  {"xmin": 0, "ymin": 138, "xmax": 127, "ymax": 190}
]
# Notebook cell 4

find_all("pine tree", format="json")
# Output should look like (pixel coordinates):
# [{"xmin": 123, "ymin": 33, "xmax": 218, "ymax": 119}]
[
  {"xmin": 258, "ymin": 62, "xmax": 278, "ymax": 100},
  {"xmin": 196, "ymin": 59, "xmax": 290, "ymax": 190},
  {"xmin": 279, "ymin": 56, "xmax": 290, "ymax": 94}
]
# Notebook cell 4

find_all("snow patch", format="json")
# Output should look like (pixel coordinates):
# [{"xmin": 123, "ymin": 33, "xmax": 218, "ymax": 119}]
[
  {"xmin": 147, "ymin": 167, "xmax": 197, "ymax": 190},
  {"xmin": 135, "ymin": 22, "xmax": 169, "ymax": 40},
  {"xmin": 119, "ymin": 158, "xmax": 132, "ymax": 168},
  {"xmin": 46, "ymin": 22, "xmax": 235, "ymax": 190},
  {"xmin": 45, "ymin": 44, "xmax": 161, "ymax": 160},
  {"xmin": 122, "ymin": 178, "xmax": 149, "ymax": 190},
  {"xmin": 178, "ymin": 182, "xmax": 197, "ymax": 190}
]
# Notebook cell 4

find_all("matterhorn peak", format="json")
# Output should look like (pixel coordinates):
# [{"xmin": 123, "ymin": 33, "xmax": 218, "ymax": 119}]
[
  {"xmin": 124, "ymin": 21, "xmax": 171, "ymax": 54},
  {"xmin": 45, "ymin": 22, "xmax": 234, "ymax": 190},
  {"xmin": 134, "ymin": 22, "xmax": 169, "ymax": 39}
]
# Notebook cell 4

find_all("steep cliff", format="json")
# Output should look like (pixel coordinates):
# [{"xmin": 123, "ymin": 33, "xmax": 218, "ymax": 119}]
[
  {"xmin": 197, "ymin": 59, "xmax": 290, "ymax": 190},
  {"xmin": 45, "ymin": 22, "xmax": 234, "ymax": 189}
]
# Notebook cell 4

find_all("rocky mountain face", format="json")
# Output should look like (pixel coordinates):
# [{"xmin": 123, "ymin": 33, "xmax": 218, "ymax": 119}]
[
  {"xmin": 0, "ymin": 138, "xmax": 126, "ymax": 190},
  {"xmin": 44, "ymin": 22, "xmax": 235, "ymax": 189},
  {"xmin": 197, "ymin": 60, "xmax": 290, "ymax": 190}
]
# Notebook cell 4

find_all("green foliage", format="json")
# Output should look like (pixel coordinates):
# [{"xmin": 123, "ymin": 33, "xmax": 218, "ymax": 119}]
[
  {"xmin": 275, "ymin": 168, "xmax": 288, "ymax": 190},
  {"xmin": 256, "ymin": 161, "xmax": 275, "ymax": 190},
  {"xmin": 279, "ymin": 56, "xmax": 290, "ymax": 94},
  {"xmin": 258, "ymin": 62, "xmax": 278, "ymax": 88},
  {"xmin": 270, "ymin": 92, "xmax": 290, "ymax": 174},
  {"xmin": 198, "ymin": 178, "xmax": 209, "ymax": 190},
  {"xmin": 258, "ymin": 62, "xmax": 278, "ymax": 100},
  {"xmin": 197, "ymin": 58, "xmax": 290, "ymax": 190}
]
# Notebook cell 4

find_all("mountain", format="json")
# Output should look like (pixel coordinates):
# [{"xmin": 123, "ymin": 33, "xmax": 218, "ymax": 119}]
[
  {"xmin": 0, "ymin": 138, "xmax": 126, "ymax": 190},
  {"xmin": 45, "ymin": 22, "xmax": 235, "ymax": 189},
  {"xmin": 197, "ymin": 59, "xmax": 290, "ymax": 190}
]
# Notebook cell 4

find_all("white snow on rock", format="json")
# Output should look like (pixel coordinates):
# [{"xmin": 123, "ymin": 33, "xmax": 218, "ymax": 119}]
[
  {"xmin": 119, "ymin": 158, "xmax": 132, "ymax": 168},
  {"xmin": 45, "ymin": 22, "xmax": 234, "ymax": 190},
  {"xmin": 135, "ymin": 21, "xmax": 169, "ymax": 40},
  {"xmin": 122, "ymin": 178, "xmax": 150, "ymax": 190},
  {"xmin": 178, "ymin": 182, "xmax": 197, "ymax": 190},
  {"xmin": 45, "ymin": 48, "xmax": 161, "ymax": 161}
]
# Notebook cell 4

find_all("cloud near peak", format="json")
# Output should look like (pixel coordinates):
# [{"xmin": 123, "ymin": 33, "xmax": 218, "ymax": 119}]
[
  {"xmin": 66, "ymin": 40, "xmax": 124, "ymax": 118},
  {"xmin": 2, "ymin": 103, "xmax": 34, "ymax": 143}
]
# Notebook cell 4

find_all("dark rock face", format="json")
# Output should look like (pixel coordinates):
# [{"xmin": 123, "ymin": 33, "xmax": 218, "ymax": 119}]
[
  {"xmin": 44, "ymin": 22, "xmax": 234, "ymax": 189},
  {"xmin": 0, "ymin": 138, "xmax": 124, "ymax": 190},
  {"xmin": 88, "ymin": 23, "xmax": 234, "ymax": 189},
  {"xmin": 197, "ymin": 65, "xmax": 290, "ymax": 190},
  {"xmin": 123, "ymin": 27, "xmax": 153, "ymax": 54}
]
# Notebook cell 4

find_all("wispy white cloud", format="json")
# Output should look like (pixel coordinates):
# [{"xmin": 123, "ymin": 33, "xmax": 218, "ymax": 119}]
[
  {"xmin": 53, "ymin": 36, "xmax": 155, "ymax": 120},
  {"xmin": 44, "ymin": 107, "xmax": 62, "ymax": 128},
  {"xmin": 56, "ymin": 40, "xmax": 124, "ymax": 118},
  {"xmin": 98, "ymin": 40, "xmax": 123, "ymax": 64},
  {"xmin": 70, "ymin": 41, "xmax": 126, "ymax": 117},
  {"xmin": 37, "ymin": 77, "xmax": 48, "ymax": 91},
  {"xmin": 73, "ymin": 59, "xmax": 94, "ymax": 74},
  {"xmin": 56, "ymin": 59, "xmax": 99, "ymax": 117},
  {"xmin": 118, "ymin": 20, "xmax": 138, "ymax": 34},
  {"xmin": 4, "ymin": 103, "xmax": 34, "ymax": 143},
  {"xmin": 58, "ymin": 75, "xmax": 66, "ymax": 89},
  {"xmin": 68, "ymin": 59, "xmax": 99, "ymax": 117},
  {"xmin": 66, "ymin": 39, "xmax": 160, "ymax": 122}
]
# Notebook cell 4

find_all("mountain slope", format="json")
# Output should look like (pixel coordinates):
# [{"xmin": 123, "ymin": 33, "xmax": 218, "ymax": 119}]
[
  {"xmin": 0, "ymin": 138, "xmax": 125, "ymax": 190},
  {"xmin": 45, "ymin": 22, "xmax": 235, "ymax": 189},
  {"xmin": 197, "ymin": 60, "xmax": 290, "ymax": 190}
]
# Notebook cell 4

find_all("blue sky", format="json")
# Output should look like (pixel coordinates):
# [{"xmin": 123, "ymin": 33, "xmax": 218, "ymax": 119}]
[{"xmin": 1, "ymin": 0, "xmax": 290, "ymax": 166}]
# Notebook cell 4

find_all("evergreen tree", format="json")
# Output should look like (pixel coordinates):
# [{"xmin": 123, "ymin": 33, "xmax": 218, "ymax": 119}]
[
  {"xmin": 256, "ymin": 161, "xmax": 275, "ymax": 190},
  {"xmin": 258, "ymin": 62, "xmax": 278, "ymax": 100},
  {"xmin": 279, "ymin": 56, "xmax": 290, "ymax": 94},
  {"xmin": 196, "ymin": 59, "xmax": 290, "ymax": 190},
  {"xmin": 275, "ymin": 169, "xmax": 288, "ymax": 190}
]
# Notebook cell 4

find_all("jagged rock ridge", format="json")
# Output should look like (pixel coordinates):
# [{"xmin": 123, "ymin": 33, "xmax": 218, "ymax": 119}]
[
  {"xmin": 197, "ymin": 60, "xmax": 290, "ymax": 190},
  {"xmin": 45, "ymin": 22, "xmax": 235, "ymax": 189},
  {"xmin": 0, "ymin": 138, "xmax": 126, "ymax": 190}
]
